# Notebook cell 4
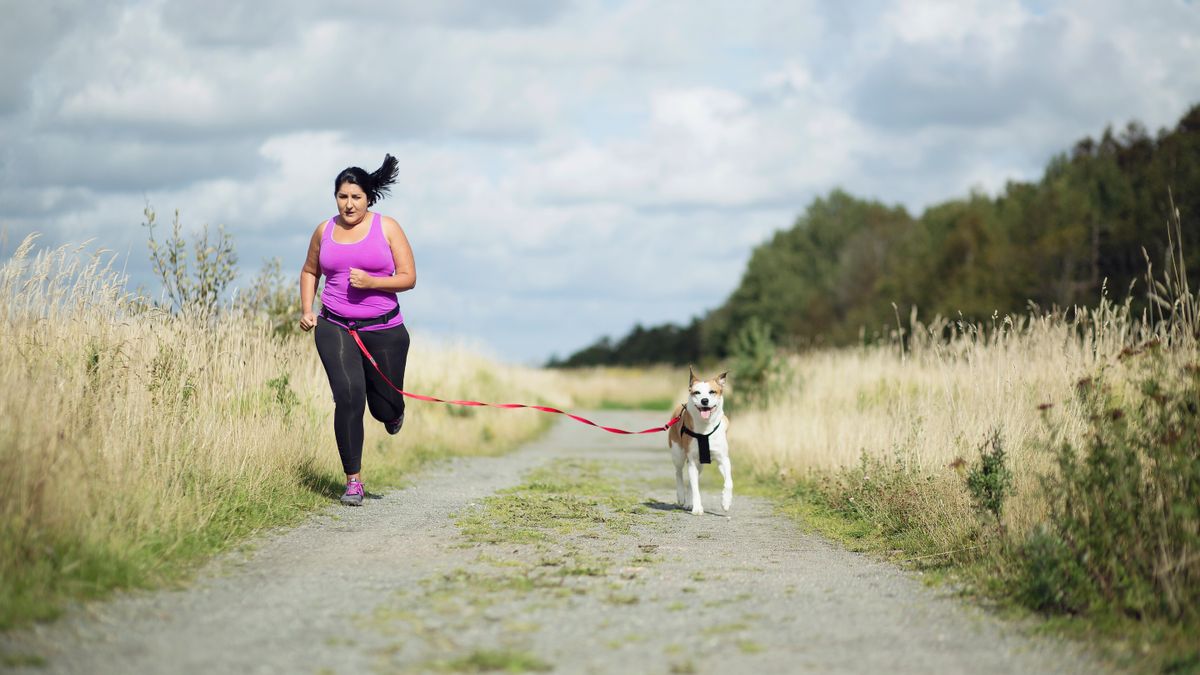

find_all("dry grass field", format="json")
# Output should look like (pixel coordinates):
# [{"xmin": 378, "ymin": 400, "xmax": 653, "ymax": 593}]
[
  {"xmin": 543, "ymin": 364, "xmax": 684, "ymax": 412},
  {"xmin": 729, "ymin": 220, "xmax": 1198, "ymax": 668},
  {"xmin": 0, "ymin": 236, "xmax": 625, "ymax": 627},
  {"xmin": 737, "ymin": 307, "xmax": 1140, "ymax": 532},
  {"xmin": 735, "ymin": 238, "xmax": 1196, "ymax": 533}
]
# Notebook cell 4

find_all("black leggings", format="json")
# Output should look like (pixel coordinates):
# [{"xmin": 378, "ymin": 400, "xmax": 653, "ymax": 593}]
[{"xmin": 314, "ymin": 318, "xmax": 410, "ymax": 475}]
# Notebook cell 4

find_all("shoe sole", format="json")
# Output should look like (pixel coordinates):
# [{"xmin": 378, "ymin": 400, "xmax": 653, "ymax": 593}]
[{"xmin": 340, "ymin": 494, "xmax": 364, "ymax": 506}]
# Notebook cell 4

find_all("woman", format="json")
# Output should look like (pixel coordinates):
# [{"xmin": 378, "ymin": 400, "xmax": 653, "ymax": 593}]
[{"xmin": 299, "ymin": 154, "xmax": 416, "ymax": 506}]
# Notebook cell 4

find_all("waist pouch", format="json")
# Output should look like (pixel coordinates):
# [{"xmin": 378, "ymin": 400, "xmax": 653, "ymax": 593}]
[{"xmin": 320, "ymin": 306, "xmax": 399, "ymax": 330}]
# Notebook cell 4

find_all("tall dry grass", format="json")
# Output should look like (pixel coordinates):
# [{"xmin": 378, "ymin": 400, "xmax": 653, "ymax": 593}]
[
  {"xmin": 542, "ymin": 365, "xmax": 685, "ymax": 411},
  {"xmin": 730, "ymin": 208, "xmax": 1198, "ymax": 666},
  {"xmin": 737, "ymin": 305, "xmax": 1152, "ymax": 534},
  {"xmin": 736, "ymin": 206, "xmax": 1198, "ymax": 552},
  {"xmin": 0, "ymin": 235, "xmax": 576, "ymax": 627}
]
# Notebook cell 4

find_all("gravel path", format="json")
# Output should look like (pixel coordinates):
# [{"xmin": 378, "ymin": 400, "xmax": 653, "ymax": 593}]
[{"xmin": 1, "ymin": 411, "xmax": 1105, "ymax": 674}]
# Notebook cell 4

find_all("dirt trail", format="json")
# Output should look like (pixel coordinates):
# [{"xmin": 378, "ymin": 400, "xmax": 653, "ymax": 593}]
[{"xmin": 2, "ymin": 411, "xmax": 1105, "ymax": 674}]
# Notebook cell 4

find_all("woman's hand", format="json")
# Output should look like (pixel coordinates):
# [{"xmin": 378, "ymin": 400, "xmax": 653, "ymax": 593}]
[
  {"xmin": 348, "ymin": 268, "xmax": 376, "ymax": 289},
  {"xmin": 299, "ymin": 311, "xmax": 318, "ymax": 332}
]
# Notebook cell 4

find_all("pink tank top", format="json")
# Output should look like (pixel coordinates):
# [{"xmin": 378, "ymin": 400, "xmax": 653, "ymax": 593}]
[{"xmin": 319, "ymin": 212, "xmax": 404, "ymax": 330}]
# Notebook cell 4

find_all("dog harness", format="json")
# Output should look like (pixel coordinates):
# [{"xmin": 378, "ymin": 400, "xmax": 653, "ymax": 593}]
[{"xmin": 681, "ymin": 422, "xmax": 721, "ymax": 464}]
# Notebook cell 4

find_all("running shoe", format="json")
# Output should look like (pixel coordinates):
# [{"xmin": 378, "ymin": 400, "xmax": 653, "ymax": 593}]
[
  {"xmin": 385, "ymin": 412, "xmax": 405, "ymax": 435},
  {"xmin": 340, "ymin": 480, "xmax": 365, "ymax": 506}
]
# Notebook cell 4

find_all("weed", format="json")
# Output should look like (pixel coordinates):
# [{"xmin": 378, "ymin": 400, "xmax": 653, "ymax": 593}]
[
  {"xmin": 606, "ymin": 592, "xmax": 639, "ymax": 605},
  {"xmin": 964, "ymin": 429, "xmax": 1013, "ymax": 526},
  {"xmin": 501, "ymin": 620, "xmax": 540, "ymax": 634},
  {"xmin": 440, "ymin": 649, "xmax": 552, "ymax": 673},
  {"xmin": 454, "ymin": 460, "xmax": 646, "ymax": 544},
  {"xmin": 704, "ymin": 621, "xmax": 749, "ymax": 634},
  {"xmin": 737, "ymin": 639, "xmax": 765, "ymax": 654},
  {"xmin": 0, "ymin": 652, "xmax": 48, "ymax": 668},
  {"xmin": 669, "ymin": 659, "xmax": 697, "ymax": 674},
  {"xmin": 1019, "ymin": 353, "xmax": 1200, "ymax": 622},
  {"xmin": 265, "ymin": 373, "xmax": 299, "ymax": 415},
  {"xmin": 322, "ymin": 635, "xmax": 356, "ymax": 647},
  {"xmin": 1162, "ymin": 650, "xmax": 1200, "ymax": 674},
  {"xmin": 821, "ymin": 453, "xmax": 976, "ymax": 561}
]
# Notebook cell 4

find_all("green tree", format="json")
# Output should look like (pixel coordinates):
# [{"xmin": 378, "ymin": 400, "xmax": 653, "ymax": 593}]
[{"xmin": 556, "ymin": 103, "xmax": 1200, "ymax": 365}]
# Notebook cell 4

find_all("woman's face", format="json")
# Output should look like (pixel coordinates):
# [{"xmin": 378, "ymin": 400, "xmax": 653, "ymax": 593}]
[{"xmin": 335, "ymin": 182, "xmax": 369, "ymax": 225}]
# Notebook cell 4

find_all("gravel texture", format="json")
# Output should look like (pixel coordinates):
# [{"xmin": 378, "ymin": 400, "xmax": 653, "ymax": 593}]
[{"xmin": 1, "ymin": 411, "xmax": 1107, "ymax": 674}]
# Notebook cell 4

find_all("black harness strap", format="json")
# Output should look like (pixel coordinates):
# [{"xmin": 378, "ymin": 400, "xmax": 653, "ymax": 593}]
[{"xmin": 681, "ymin": 420, "xmax": 721, "ymax": 464}]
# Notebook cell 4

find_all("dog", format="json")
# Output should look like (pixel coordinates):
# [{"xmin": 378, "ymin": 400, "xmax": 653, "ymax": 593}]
[{"xmin": 667, "ymin": 367, "xmax": 731, "ymax": 516}]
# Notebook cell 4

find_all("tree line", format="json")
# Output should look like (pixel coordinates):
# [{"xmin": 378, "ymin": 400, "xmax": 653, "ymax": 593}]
[{"xmin": 551, "ymin": 104, "xmax": 1200, "ymax": 367}]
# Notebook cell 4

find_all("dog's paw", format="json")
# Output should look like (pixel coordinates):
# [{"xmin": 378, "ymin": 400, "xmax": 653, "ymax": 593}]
[
  {"xmin": 691, "ymin": 505, "xmax": 704, "ymax": 516},
  {"xmin": 722, "ymin": 496, "xmax": 732, "ymax": 511}
]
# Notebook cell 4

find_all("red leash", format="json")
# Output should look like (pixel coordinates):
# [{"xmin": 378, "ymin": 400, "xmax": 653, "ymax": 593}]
[{"xmin": 349, "ymin": 330, "xmax": 681, "ymax": 435}]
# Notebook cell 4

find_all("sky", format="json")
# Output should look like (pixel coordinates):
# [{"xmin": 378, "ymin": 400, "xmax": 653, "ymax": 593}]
[{"xmin": 1, "ymin": 0, "xmax": 1198, "ymax": 364}]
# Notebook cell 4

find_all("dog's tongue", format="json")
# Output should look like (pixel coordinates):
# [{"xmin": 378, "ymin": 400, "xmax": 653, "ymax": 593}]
[{"xmin": 700, "ymin": 409, "xmax": 712, "ymax": 420}]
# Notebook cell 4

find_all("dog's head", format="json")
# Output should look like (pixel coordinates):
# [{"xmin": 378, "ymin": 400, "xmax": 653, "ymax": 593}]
[{"xmin": 686, "ymin": 366, "xmax": 727, "ymax": 421}]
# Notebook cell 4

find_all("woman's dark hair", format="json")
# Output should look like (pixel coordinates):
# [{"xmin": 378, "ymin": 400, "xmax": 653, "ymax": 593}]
[{"xmin": 334, "ymin": 154, "xmax": 399, "ymax": 206}]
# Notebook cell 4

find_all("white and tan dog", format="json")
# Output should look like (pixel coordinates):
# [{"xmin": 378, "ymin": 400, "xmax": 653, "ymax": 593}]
[{"xmin": 668, "ymin": 367, "xmax": 731, "ymax": 516}]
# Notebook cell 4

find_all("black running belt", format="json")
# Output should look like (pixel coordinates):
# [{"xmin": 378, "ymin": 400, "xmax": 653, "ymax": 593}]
[
  {"xmin": 321, "ymin": 305, "xmax": 400, "ymax": 330},
  {"xmin": 681, "ymin": 421, "xmax": 721, "ymax": 464}
]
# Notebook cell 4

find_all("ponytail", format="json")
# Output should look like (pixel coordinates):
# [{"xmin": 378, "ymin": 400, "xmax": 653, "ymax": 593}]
[
  {"xmin": 367, "ymin": 154, "xmax": 399, "ymax": 204},
  {"xmin": 333, "ymin": 153, "xmax": 399, "ymax": 206}
]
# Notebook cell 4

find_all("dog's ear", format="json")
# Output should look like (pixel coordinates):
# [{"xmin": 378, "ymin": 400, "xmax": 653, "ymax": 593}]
[
  {"xmin": 688, "ymin": 365, "xmax": 698, "ymax": 386},
  {"xmin": 717, "ymin": 371, "xmax": 728, "ymax": 388}
]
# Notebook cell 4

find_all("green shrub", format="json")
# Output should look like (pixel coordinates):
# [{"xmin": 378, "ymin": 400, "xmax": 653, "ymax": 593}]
[
  {"xmin": 1020, "ymin": 349, "xmax": 1200, "ymax": 620},
  {"xmin": 965, "ymin": 429, "xmax": 1012, "ymax": 525},
  {"xmin": 1016, "ymin": 524, "xmax": 1093, "ymax": 614},
  {"xmin": 265, "ymin": 373, "xmax": 299, "ymax": 416},
  {"xmin": 827, "ymin": 454, "xmax": 919, "ymax": 536},
  {"xmin": 729, "ymin": 317, "xmax": 790, "ymax": 406},
  {"xmin": 234, "ymin": 257, "xmax": 302, "ymax": 337},
  {"xmin": 142, "ymin": 206, "xmax": 237, "ymax": 315},
  {"xmin": 801, "ymin": 449, "xmax": 981, "ymax": 563}
]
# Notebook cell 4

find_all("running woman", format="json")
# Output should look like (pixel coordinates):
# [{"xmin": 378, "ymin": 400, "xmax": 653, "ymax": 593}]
[{"xmin": 298, "ymin": 154, "xmax": 416, "ymax": 506}]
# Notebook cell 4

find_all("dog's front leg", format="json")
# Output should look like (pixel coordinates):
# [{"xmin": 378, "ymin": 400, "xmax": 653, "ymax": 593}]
[
  {"xmin": 687, "ymin": 460, "xmax": 704, "ymax": 516},
  {"xmin": 718, "ymin": 454, "xmax": 733, "ymax": 513},
  {"xmin": 672, "ymin": 445, "xmax": 686, "ymax": 506}
]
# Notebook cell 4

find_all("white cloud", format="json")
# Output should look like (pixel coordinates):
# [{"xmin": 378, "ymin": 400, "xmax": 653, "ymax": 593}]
[{"xmin": 1, "ymin": 0, "xmax": 1198, "ymax": 363}]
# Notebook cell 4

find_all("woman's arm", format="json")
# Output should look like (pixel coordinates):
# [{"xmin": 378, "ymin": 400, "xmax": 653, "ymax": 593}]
[
  {"xmin": 298, "ymin": 222, "xmax": 325, "ymax": 332},
  {"xmin": 348, "ymin": 216, "xmax": 416, "ymax": 293}
]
